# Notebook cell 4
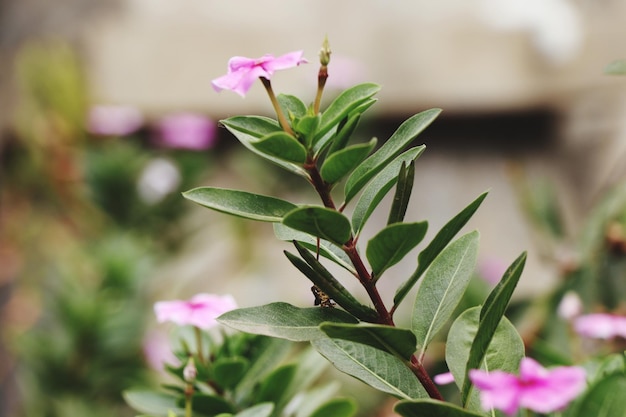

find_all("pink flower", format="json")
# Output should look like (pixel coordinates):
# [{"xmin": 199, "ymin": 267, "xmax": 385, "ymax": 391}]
[
  {"xmin": 154, "ymin": 293, "xmax": 237, "ymax": 329},
  {"xmin": 143, "ymin": 329, "xmax": 179, "ymax": 373},
  {"xmin": 477, "ymin": 256, "xmax": 508, "ymax": 286},
  {"xmin": 557, "ymin": 291, "xmax": 583, "ymax": 320},
  {"xmin": 211, "ymin": 51, "xmax": 307, "ymax": 97},
  {"xmin": 434, "ymin": 371, "xmax": 455, "ymax": 385},
  {"xmin": 87, "ymin": 105, "xmax": 144, "ymax": 136},
  {"xmin": 574, "ymin": 313, "xmax": 626, "ymax": 339},
  {"xmin": 154, "ymin": 112, "xmax": 217, "ymax": 150},
  {"xmin": 469, "ymin": 357, "xmax": 586, "ymax": 415}
]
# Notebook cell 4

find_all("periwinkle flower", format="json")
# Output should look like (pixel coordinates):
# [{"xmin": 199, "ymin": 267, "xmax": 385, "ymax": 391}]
[
  {"xmin": 574, "ymin": 313, "xmax": 626, "ymax": 339},
  {"xmin": 154, "ymin": 112, "xmax": 217, "ymax": 150},
  {"xmin": 136, "ymin": 158, "xmax": 181, "ymax": 205},
  {"xmin": 87, "ymin": 104, "xmax": 144, "ymax": 136},
  {"xmin": 211, "ymin": 51, "xmax": 307, "ymax": 97},
  {"xmin": 557, "ymin": 291, "xmax": 583, "ymax": 320},
  {"xmin": 469, "ymin": 357, "xmax": 586, "ymax": 416},
  {"xmin": 154, "ymin": 293, "xmax": 237, "ymax": 330}
]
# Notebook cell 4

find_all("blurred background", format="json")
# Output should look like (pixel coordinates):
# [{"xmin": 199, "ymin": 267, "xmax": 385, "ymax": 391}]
[{"xmin": 1, "ymin": 1, "xmax": 626, "ymax": 416}]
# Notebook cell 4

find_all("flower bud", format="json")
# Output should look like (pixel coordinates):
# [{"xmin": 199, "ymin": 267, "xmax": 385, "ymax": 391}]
[
  {"xmin": 183, "ymin": 357, "xmax": 197, "ymax": 383},
  {"xmin": 319, "ymin": 37, "xmax": 331, "ymax": 67}
]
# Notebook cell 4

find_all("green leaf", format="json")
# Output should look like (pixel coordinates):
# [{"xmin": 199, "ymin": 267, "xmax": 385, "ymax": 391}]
[
  {"xmin": 344, "ymin": 109, "xmax": 440, "ymax": 203},
  {"xmin": 186, "ymin": 394, "xmax": 235, "ymax": 415},
  {"xmin": 395, "ymin": 399, "xmax": 484, "ymax": 417},
  {"xmin": 315, "ymin": 83, "xmax": 380, "ymax": 142},
  {"xmin": 278, "ymin": 94, "xmax": 307, "ymax": 119},
  {"xmin": 367, "ymin": 222, "xmax": 428, "ymax": 280},
  {"xmin": 213, "ymin": 357, "xmax": 249, "ymax": 389},
  {"xmin": 351, "ymin": 147, "xmax": 425, "ymax": 234},
  {"xmin": 294, "ymin": 114, "xmax": 321, "ymax": 146},
  {"xmin": 217, "ymin": 302, "xmax": 358, "ymax": 341},
  {"xmin": 309, "ymin": 398, "xmax": 357, "ymax": 417},
  {"xmin": 282, "ymin": 206, "xmax": 352, "ymax": 246},
  {"xmin": 571, "ymin": 373, "xmax": 626, "ymax": 417},
  {"xmin": 280, "ymin": 348, "xmax": 330, "ymax": 414},
  {"xmin": 256, "ymin": 364, "xmax": 297, "ymax": 405},
  {"xmin": 412, "ymin": 231, "xmax": 479, "ymax": 357},
  {"xmin": 273, "ymin": 223, "xmax": 354, "ymax": 272},
  {"xmin": 312, "ymin": 338, "xmax": 428, "ymax": 400},
  {"xmin": 251, "ymin": 131, "xmax": 307, "ymax": 163},
  {"xmin": 326, "ymin": 114, "xmax": 362, "ymax": 157},
  {"xmin": 461, "ymin": 253, "xmax": 526, "ymax": 404},
  {"xmin": 446, "ymin": 307, "xmax": 524, "ymax": 412},
  {"xmin": 394, "ymin": 191, "xmax": 488, "ymax": 308},
  {"xmin": 221, "ymin": 116, "xmax": 307, "ymax": 177},
  {"xmin": 294, "ymin": 383, "xmax": 341, "ymax": 417},
  {"xmin": 233, "ymin": 403, "xmax": 274, "ymax": 417},
  {"xmin": 233, "ymin": 336, "xmax": 291, "ymax": 403},
  {"xmin": 183, "ymin": 187, "xmax": 297, "ymax": 222},
  {"xmin": 320, "ymin": 138, "xmax": 377, "ymax": 184},
  {"xmin": 387, "ymin": 161, "xmax": 415, "ymax": 225},
  {"xmin": 285, "ymin": 245, "xmax": 380, "ymax": 322},
  {"xmin": 123, "ymin": 390, "xmax": 184, "ymax": 417},
  {"xmin": 605, "ymin": 59, "xmax": 626, "ymax": 75},
  {"xmin": 320, "ymin": 323, "xmax": 417, "ymax": 360}
]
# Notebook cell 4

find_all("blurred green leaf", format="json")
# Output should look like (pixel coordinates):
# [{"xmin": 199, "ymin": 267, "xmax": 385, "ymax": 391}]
[
  {"xmin": 367, "ymin": 222, "xmax": 428, "ymax": 280},
  {"xmin": 605, "ymin": 59, "xmax": 626, "ymax": 75},
  {"xmin": 213, "ymin": 357, "xmax": 249, "ymax": 389},
  {"xmin": 251, "ymin": 131, "xmax": 307, "ymax": 163},
  {"xmin": 218, "ymin": 302, "xmax": 358, "ymax": 341},
  {"xmin": 221, "ymin": 116, "xmax": 307, "ymax": 176},
  {"xmin": 387, "ymin": 161, "xmax": 415, "ymax": 225},
  {"xmin": 273, "ymin": 223, "xmax": 354, "ymax": 272},
  {"xmin": 446, "ymin": 307, "xmax": 524, "ymax": 412},
  {"xmin": 255, "ymin": 364, "xmax": 297, "ymax": 406},
  {"xmin": 185, "ymin": 394, "xmax": 235, "ymax": 415},
  {"xmin": 123, "ymin": 391, "xmax": 184, "ymax": 417},
  {"xmin": 315, "ymin": 83, "xmax": 380, "ymax": 143},
  {"xmin": 309, "ymin": 398, "xmax": 357, "ymax": 417},
  {"xmin": 294, "ymin": 383, "xmax": 342, "ymax": 417},
  {"xmin": 395, "ymin": 399, "xmax": 484, "ymax": 417},
  {"xmin": 232, "ymin": 403, "xmax": 274, "ymax": 417},
  {"xmin": 279, "ymin": 348, "xmax": 330, "ymax": 413},
  {"xmin": 352, "ymin": 147, "xmax": 425, "ymax": 234},
  {"xmin": 278, "ymin": 94, "xmax": 307, "ymax": 119},
  {"xmin": 311, "ymin": 338, "xmax": 428, "ymax": 399},
  {"xmin": 320, "ymin": 323, "xmax": 417, "ymax": 360},
  {"xmin": 412, "ymin": 231, "xmax": 479, "ymax": 357},
  {"xmin": 283, "ymin": 206, "xmax": 352, "ymax": 245},
  {"xmin": 320, "ymin": 138, "xmax": 377, "ymax": 184},
  {"xmin": 344, "ymin": 108, "xmax": 440, "ymax": 203},
  {"xmin": 462, "ymin": 252, "xmax": 526, "ymax": 404},
  {"xmin": 394, "ymin": 191, "xmax": 488, "ymax": 308},
  {"xmin": 571, "ymin": 373, "xmax": 626, "ymax": 417},
  {"xmin": 183, "ymin": 187, "xmax": 297, "ymax": 222}
]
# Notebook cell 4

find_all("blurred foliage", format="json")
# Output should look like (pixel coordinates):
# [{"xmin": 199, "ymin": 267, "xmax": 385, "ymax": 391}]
[{"xmin": 0, "ymin": 41, "xmax": 216, "ymax": 417}]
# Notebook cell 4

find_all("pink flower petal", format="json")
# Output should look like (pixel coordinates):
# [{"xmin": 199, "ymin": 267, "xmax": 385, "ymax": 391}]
[
  {"xmin": 574, "ymin": 313, "xmax": 621, "ymax": 339},
  {"xmin": 469, "ymin": 369, "xmax": 521, "ymax": 415},
  {"xmin": 154, "ymin": 293, "xmax": 237, "ymax": 329},
  {"xmin": 433, "ymin": 371, "xmax": 455, "ymax": 385},
  {"xmin": 87, "ymin": 105, "xmax": 143, "ymax": 136},
  {"xmin": 154, "ymin": 113, "xmax": 217, "ymax": 150}
]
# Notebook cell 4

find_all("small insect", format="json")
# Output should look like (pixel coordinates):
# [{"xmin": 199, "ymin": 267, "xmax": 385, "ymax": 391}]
[{"xmin": 310, "ymin": 285, "xmax": 335, "ymax": 308}]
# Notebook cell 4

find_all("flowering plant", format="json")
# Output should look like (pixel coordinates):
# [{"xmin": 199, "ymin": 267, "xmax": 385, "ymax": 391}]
[{"xmin": 125, "ymin": 40, "xmax": 626, "ymax": 417}]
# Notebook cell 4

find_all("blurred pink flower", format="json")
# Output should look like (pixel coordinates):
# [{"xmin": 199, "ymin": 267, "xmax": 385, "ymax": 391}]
[
  {"xmin": 143, "ymin": 329, "xmax": 179, "ymax": 372},
  {"xmin": 574, "ymin": 313, "xmax": 626, "ymax": 339},
  {"xmin": 154, "ymin": 293, "xmax": 237, "ymax": 329},
  {"xmin": 87, "ymin": 105, "xmax": 144, "ymax": 136},
  {"xmin": 154, "ymin": 113, "xmax": 217, "ymax": 150},
  {"xmin": 212, "ymin": 51, "xmax": 308, "ymax": 97},
  {"xmin": 557, "ymin": 291, "xmax": 583, "ymax": 320},
  {"xmin": 433, "ymin": 371, "xmax": 455, "ymax": 385},
  {"xmin": 469, "ymin": 357, "xmax": 586, "ymax": 416},
  {"xmin": 478, "ymin": 256, "xmax": 508, "ymax": 286}
]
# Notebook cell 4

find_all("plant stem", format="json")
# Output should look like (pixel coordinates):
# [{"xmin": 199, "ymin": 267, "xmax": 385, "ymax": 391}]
[
  {"xmin": 313, "ymin": 64, "xmax": 328, "ymax": 115},
  {"xmin": 185, "ymin": 384, "xmax": 194, "ymax": 417},
  {"xmin": 194, "ymin": 326, "xmax": 205, "ymax": 364},
  {"xmin": 409, "ymin": 355, "xmax": 444, "ymax": 400},
  {"xmin": 260, "ymin": 77, "xmax": 295, "ymax": 136}
]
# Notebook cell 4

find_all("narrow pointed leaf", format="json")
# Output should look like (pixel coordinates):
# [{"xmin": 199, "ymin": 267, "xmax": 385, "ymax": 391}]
[
  {"xmin": 327, "ymin": 114, "xmax": 361, "ymax": 156},
  {"xmin": 256, "ymin": 364, "xmax": 296, "ymax": 406},
  {"xmin": 221, "ymin": 116, "xmax": 307, "ymax": 177},
  {"xmin": 217, "ymin": 302, "xmax": 358, "ymax": 341},
  {"xmin": 352, "ymin": 147, "xmax": 425, "ymax": 234},
  {"xmin": 251, "ymin": 131, "xmax": 307, "ymax": 163},
  {"xmin": 312, "ymin": 338, "xmax": 428, "ymax": 400},
  {"xmin": 315, "ymin": 83, "xmax": 380, "ymax": 142},
  {"xmin": 309, "ymin": 398, "xmax": 357, "ymax": 417},
  {"xmin": 282, "ymin": 206, "xmax": 352, "ymax": 246},
  {"xmin": 278, "ymin": 94, "xmax": 307, "ymax": 119},
  {"xmin": 320, "ymin": 323, "xmax": 417, "ymax": 360},
  {"xmin": 183, "ymin": 187, "xmax": 297, "ymax": 222},
  {"xmin": 387, "ymin": 161, "xmax": 415, "ymax": 225},
  {"xmin": 395, "ymin": 399, "xmax": 484, "ymax": 417},
  {"xmin": 294, "ymin": 383, "xmax": 342, "ymax": 417},
  {"xmin": 123, "ymin": 391, "xmax": 184, "ymax": 416},
  {"xmin": 571, "ymin": 373, "xmax": 626, "ymax": 417},
  {"xmin": 273, "ymin": 223, "xmax": 354, "ymax": 272},
  {"xmin": 367, "ymin": 222, "xmax": 428, "ymax": 280},
  {"xmin": 345, "ymin": 109, "xmax": 440, "ymax": 203},
  {"xmin": 446, "ymin": 307, "xmax": 524, "ymax": 411},
  {"xmin": 394, "ymin": 191, "xmax": 488, "ymax": 307},
  {"xmin": 234, "ymin": 403, "xmax": 274, "ymax": 417},
  {"xmin": 320, "ymin": 138, "xmax": 377, "ymax": 184},
  {"xmin": 286, "ymin": 245, "xmax": 379, "ymax": 322},
  {"xmin": 412, "ymin": 231, "xmax": 479, "ymax": 357},
  {"xmin": 460, "ymin": 252, "xmax": 526, "ymax": 404}
]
